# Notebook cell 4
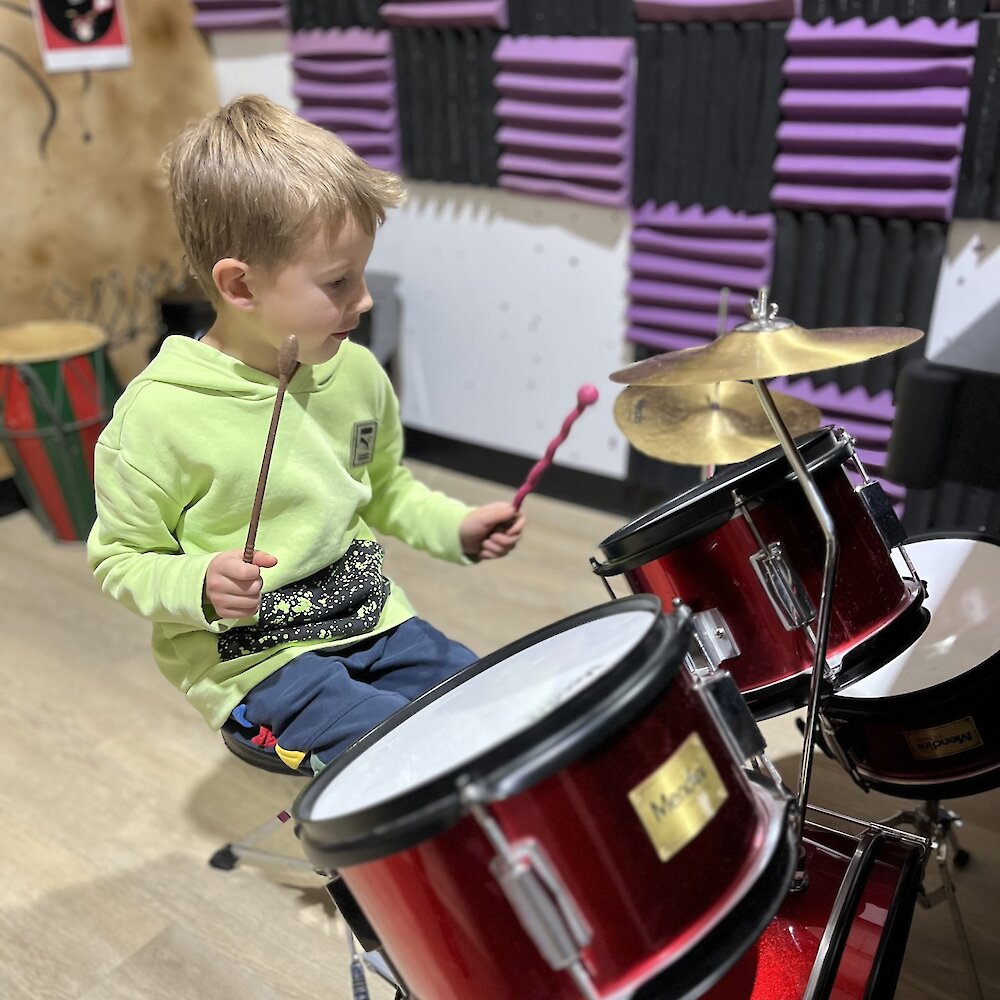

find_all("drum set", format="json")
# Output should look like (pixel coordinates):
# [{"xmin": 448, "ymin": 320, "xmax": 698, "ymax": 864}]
[{"xmin": 291, "ymin": 292, "xmax": 994, "ymax": 1000}]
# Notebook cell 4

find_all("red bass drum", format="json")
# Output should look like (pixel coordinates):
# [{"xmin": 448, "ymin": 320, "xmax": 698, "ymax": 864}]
[{"xmin": 700, "ymin": 817, "xmax": 927, "ymax": 1000}]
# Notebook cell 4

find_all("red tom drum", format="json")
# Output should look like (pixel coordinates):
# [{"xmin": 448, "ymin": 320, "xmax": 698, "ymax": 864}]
[
  {"xmin": 594, "ymin": 428, "xmax": 925, "ymax": 719},
  {"xmin": 293, "ymin": 596, "xmax": 797, "ymax": 1000}
]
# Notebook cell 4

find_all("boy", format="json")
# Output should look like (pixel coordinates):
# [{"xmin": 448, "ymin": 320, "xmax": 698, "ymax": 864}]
[{"xmin": 88, "ymin": 95, "xmax": 525, "ymax": 772}]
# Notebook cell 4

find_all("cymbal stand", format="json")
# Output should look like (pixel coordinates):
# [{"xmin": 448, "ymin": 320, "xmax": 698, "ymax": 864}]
[
  {"xmin": 751, "ymin": 377, "xmax": 840, "ymax": 844},
  {"xmin": 881, "ymin": 800, "xmax": 984, "ymax": 1000}
]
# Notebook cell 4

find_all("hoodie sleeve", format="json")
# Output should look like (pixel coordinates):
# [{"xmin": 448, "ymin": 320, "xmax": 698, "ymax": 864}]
[
  {"xmin": 86, "ymin": 408, "xmax": 225, "ymax": 631},
  {"xmin": 359, "ymin": 365, "xmax": 473, "ymax": 564}
]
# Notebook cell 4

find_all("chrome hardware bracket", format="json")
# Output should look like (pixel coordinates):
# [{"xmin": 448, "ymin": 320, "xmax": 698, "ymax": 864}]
[{"xmin": 685, "ymin": 608, "xmax": 741, "ymax": 677}]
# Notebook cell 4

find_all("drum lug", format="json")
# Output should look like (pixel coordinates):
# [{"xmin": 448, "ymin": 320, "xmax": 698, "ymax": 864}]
[
  {"xmin": 695, "ymin": 670, "xmax": 767, "ymax": 765},
  {"xmin": 685, "ymin": 607, "xmax": 741, "ymax": 676},
  {"xmin": 749, "ymin": 542, "xmax": 817, "ymax": 631},
  {"xmin": 855, "ymin": 479, "xmax": 907, "ymax": 551},
  {"xmin": 463, "ymin": 793, "xmax": 599, "ymax": 1000}
]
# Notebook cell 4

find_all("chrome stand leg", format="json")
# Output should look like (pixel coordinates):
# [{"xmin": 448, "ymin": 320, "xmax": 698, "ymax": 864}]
[{"xmin": 883, "ymin": 801, "xmax": 983, "ymax": 1000}]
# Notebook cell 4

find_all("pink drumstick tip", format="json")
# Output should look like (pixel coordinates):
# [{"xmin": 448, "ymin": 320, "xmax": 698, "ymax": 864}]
[{"xmin": 512, "ymin": 384, "xmax": 600, "ymax": 511}]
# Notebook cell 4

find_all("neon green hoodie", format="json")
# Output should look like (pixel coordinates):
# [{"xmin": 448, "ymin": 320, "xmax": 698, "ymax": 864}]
[{"xmin": 87, "ymin": 336, "xmax": 472, "ymax": 728}]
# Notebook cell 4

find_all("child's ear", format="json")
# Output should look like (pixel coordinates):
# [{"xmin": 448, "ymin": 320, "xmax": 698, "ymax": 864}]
[{"xmin": 212, "ymin": 258, "xmax": 256, "ymax": 311}]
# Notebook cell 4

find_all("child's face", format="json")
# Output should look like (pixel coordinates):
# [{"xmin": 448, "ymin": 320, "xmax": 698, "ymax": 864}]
[{"xmin": 250, "ymin": 216, "xmax": 375, "ymax": 367}]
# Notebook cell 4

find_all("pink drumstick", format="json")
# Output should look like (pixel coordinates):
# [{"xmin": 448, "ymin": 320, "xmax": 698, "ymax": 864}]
[{"xmin": 513, "ymin": 385, "xmax": 599, "ymax": 510}]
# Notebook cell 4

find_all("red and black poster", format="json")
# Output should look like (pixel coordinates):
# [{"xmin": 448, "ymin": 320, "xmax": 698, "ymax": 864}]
[{"xmin": 31, "ymin": 0, "xmax": 132, "ymax": 73}]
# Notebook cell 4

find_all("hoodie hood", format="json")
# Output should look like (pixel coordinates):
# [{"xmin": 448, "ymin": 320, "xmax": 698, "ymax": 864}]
[{"xmin": 138, "ymin": 335, "xmax": 348, "ymax": 399}]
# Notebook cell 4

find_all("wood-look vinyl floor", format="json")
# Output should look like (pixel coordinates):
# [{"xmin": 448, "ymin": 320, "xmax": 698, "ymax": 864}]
[{"xmin": 1, "ymin": 460, "xmax": 996, "ymax": 999}]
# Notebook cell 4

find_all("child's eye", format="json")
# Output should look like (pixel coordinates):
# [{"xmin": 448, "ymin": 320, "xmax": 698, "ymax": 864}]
[{"xmin": 327, "ymin": 278, "xmax": 347, "ymax": 290}]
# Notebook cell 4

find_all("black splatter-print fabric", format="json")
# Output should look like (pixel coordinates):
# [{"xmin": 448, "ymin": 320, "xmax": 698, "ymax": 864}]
[{"xmin": 218, "ymin": 540, "xmax": 390, "ymax": 661}]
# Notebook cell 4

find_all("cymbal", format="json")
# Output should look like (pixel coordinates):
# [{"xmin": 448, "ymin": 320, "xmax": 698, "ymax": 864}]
[
  {"xmin": 610, "ymin": 321, "xmax": 924, "ymax": 386},
  {"xmin": 614, "ymin": 382, "xmax": 822, "ymax": 465}
]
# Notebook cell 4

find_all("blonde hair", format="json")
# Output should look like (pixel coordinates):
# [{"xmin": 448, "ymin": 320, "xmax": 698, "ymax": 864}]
[{"xmin": 164, "ymin": 94, "xmax": 406, "ymax": 296}]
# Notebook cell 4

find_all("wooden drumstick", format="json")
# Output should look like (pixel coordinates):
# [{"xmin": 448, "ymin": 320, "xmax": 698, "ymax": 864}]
[
  {"xmin": 243, "ymin": 335, "xmax": 299, "ymax": 563},
  {"xmin": 513, "ymin": 384, "xmax": 599, "ymax": 510}
]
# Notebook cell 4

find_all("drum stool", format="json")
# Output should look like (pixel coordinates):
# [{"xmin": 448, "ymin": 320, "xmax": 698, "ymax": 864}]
[
  {"xmin": 208, "ymin": 718, "xmax": 317, "ymax": 875},
  {"xmin": 210, "ymin": 719, "xmax": 408, "ymax": 999}
]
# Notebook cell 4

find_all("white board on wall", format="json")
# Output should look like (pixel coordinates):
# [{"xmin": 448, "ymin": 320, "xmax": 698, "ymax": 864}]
[
  {"xmin": 369, "ymin": 182, "xmax": 633, "ymax": 481},
  {"xmin": 209, "ymin": 29, "xmax": 296, "ymax": 111}
]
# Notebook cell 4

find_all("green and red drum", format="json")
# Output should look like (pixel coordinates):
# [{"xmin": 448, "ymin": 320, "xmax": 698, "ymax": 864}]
[{"xmin": 0, "ymin": 321, "xmax": 120, "ymax": 542}]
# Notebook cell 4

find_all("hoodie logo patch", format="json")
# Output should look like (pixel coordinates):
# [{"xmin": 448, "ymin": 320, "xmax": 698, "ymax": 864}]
[{"xmin": 351, "ymin": 420, "xmax": 378, "ymax": 466}]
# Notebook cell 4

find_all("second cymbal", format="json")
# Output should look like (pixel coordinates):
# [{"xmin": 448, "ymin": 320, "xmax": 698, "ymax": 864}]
[{"xmin": 615, "ymin": 382, "xmax": 822, "ymax": 466}]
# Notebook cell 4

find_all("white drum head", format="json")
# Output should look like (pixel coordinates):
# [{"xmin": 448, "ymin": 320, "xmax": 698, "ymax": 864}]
[
  {"xmin": 306, "ymin": 608, "xmax": 658, "ymax": 820},
  {"xmin": 839, "ymin": 537, "xmax": 1000, "ymax": 700}
]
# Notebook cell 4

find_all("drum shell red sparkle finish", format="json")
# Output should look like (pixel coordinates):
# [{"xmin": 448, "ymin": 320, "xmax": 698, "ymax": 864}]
[
  {"xmin": 702, "ymin": 823, "xmax": 925, "ymax": 1000},
  {"xmin": 614, "ymin": 466, "xmax": 914, "ymax": 714},
  {"xmin": 332, "ymin": 667, "xmax": 788, "ymax": 1000}
]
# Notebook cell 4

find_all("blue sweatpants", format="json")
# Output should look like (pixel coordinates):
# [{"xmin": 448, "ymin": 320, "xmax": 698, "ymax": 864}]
[{"xmin": 230, "ymin": 618, "xmax": 477, "ymax": 772}]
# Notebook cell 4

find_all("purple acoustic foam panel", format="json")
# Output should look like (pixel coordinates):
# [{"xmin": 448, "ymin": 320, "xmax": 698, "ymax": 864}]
[
  {"xmin": 631, "ymin": 230, "xmax": 774, "ymax": 266},
  {"xmin": 634, "ymin": 0, "xmax": 798, "ymax": 23},
  {"xmin": 776, "ymin": 121, "xmax": 966, "ymax": 154},
  {"xmin": 630, "ymin": 251, "xmax": 771, "ymax": 288},
  {"xmin": 629, "ymin": 328, "xmax": 725, "ymax": 352},
  {"xmin": 290, "ymin": 28, "xmax": 401, "ymax": 174},
  {"xmin": 626, "ymin": 203, "xmax": 775, "ymax": 350},
  {"xmin": 193, "ymin": 0, "xmax": 287, "ymax": 30},
  {"xmin": 496, "ymin": 154, "xmax": 630, "ymax": 185},
  {"xmin": 633, "ymin": 201, "xmax": 777, "ymax": 239},
  {"xmin": 290, "ymin": 27, "xmax": 393, "ymax": 56},
  {"xmin": 294, "ymin": 79, "xmax": 397, "ymax": 104},
  {"xmin": 498, "ymin": 175, "xmax": 628, "ymax": 207},
  {"xmin": 298, "ymin": 107, "xmax": 398, "ymax": 130},
  {"xmin": 628, "ymin": 279, "xmax": 753, "ymax": 311},
  {"xmin": 494, "ymin": 35, "xmax": 635, "ymax": 74},
  {"xmin": 780, "ymin": 86, "xmax": 970, "ymax": 124},
  {"xmin": 774, "ymin": 154, "xmax": 960, "ymax": 189},
  {"xmin": 293, "ymin": 57, "xmax": 392, "ymax": 81},
  {"xmin": 495, "ymin": 71, "xmax": 630, "ymax": 101},
  {"xmin": 785, "ymin": 17, "xmax": 980, "ymax": 55},
  {"xmin": 769, "ymin": 376, "xmax": 903, "ymax": 502},
  {"xmin": 782, "ymin": 56, "xmax": 976, "ymax": 87},
  {"xmin": 496, "ymin": 127, "xmax": 630, "ymax": 157},
  {"xmin": 770, "ymin": 184, "xmax": 957, "ymax": 220},
  {"xmin": 494, "ymin": 36, "xmax": 636, "ymax": 208},
  {"xmin": 379, "ymin": 1, "xmax": 508, "ymax": 28}
]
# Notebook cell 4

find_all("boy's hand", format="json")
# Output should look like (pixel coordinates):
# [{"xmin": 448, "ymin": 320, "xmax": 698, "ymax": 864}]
[
  {"xmin": 205, "ymin": 549, "xmax": 278, "ymax": 619},
  {"xmin": 460, "ymin": 502, "xmax": 526, "ymax": 561}
]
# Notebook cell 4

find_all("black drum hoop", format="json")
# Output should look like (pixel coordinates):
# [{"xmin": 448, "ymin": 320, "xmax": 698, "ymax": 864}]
[
  {"xmin": 825, "ymin": 533, "xmax": 1000, "ymax": 719},
  {"xmin": 293, "ymin": 595, "xmax": 692, "ymax": 869},
  {"xmin": 595, "ymin": 428, "xmax": 854, "ymax": 576}
]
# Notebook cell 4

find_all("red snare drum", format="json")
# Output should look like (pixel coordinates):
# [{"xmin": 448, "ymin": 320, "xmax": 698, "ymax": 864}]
[
  {"xmin": 821, "ymin": 535, "xmax": 1000, "ymax": 799},
  {"xmin": 702, "ymin": 819, "xmax": 927, "ymax": 1000},
  {"xmin": 294, "ymin": 596, "xmax": 797, "ymax": 1000},
  {"xmin": 594, "ymin": 428, "xmax": 926, "ymax": 719}
]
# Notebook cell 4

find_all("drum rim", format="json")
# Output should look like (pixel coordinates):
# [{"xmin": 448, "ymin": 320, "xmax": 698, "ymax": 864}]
[
  {"xmin": 0, "ymin": 321, "xmax": 108, "ymax": 364},
  {"xmin": 824, "ymin": 533, "xmax": 1000, "ymax": 713},
  {"xmin": 595, "ymin": 427, "xmax": 852, "ymax": 574},
  {"xmin": 293, "ymin": 595, "xmax": 691, "ymax": 867}
]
